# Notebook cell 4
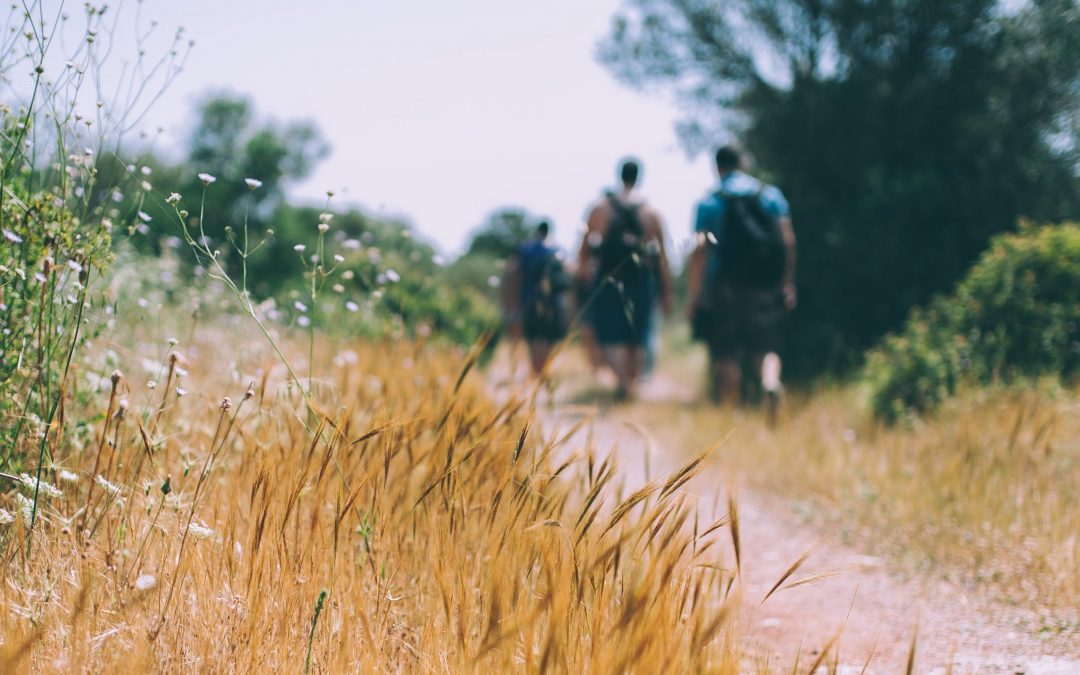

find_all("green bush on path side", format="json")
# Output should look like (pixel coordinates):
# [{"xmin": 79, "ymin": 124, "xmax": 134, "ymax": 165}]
[{"xmin": 865, "ymin": 222, "xmax": 1080, "ymax": 422}]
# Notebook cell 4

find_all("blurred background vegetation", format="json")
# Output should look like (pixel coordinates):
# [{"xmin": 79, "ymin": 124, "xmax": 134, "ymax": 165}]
[
  {"xmin": 3, "ymin": 0, "xmax": 1080, "ymax": 438},
  {"xmin": 601, "ymin": 0, "xmax": 1080, "ymax": 386}
]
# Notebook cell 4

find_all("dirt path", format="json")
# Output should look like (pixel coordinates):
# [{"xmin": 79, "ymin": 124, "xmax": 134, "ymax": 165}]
[{"xmin": 490, "ymin": 358, "xmax": 1079, "ymax": 673}]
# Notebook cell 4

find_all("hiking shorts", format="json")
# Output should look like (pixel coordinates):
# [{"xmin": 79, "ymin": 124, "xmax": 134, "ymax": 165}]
[
  {"xmin": 590, "ymin": 273, "xmax": 656, "ymax": 348},
  {"xmin": 522, "ymin": 302, "xmax": 567, "ymax": 343},
  {"xmin": 700, "ymin": 285, "xmax": 785, "ymax": 359}
]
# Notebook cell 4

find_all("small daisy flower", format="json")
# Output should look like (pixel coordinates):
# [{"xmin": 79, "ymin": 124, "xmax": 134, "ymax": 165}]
[
  {"xmin": 134, "ymin": 574, "xmax": 156, "ymax": 590},
  {"xmin": 197, "ymin": 173, "xmax": 216, "ymax": 185},
  {"xmin": 244, "ymin": 178, "xmax": 262, "ymax": 190},
  {"xmin": 294, "ymin": 244, "xmax": 306, "ymax": 252},
  {"xmin": 166, "ymin": 192, "xmax": 181, "ymax": 205},
  {"xmin": 2, "ymin": 229, "xmax": 22, "ymax": 243},
  {"xmin": 137, "ymin": 211, "xmax": 152, "ymax": 222}
]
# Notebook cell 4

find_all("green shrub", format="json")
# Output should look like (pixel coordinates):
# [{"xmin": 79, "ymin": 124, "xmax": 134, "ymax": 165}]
[
  {"xmin": 0, "ymin": 188, "xmax": 112, "ymax": 469},
  {"xmin": 865, "ymin": 222, "xmax": 1080, "ymax": 422}
]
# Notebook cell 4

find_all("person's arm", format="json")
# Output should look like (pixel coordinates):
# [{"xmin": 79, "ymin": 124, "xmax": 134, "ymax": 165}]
[
  {"xmin": 577, "ymin": 202, "xmax": 604, "ymax": 284},
  {"xmin": 501, "ymin": 253, "xmax": 522, "ymax": 317},
  {"xmin": 686, "ymin": 202, "xmax": 711, "ymax": 317},
  {"xmin": 779, "ymin": 215, "xmax": 797, "ymax": 310},
  {"xmin": 686, "ymin": 233, "xmax": 708, "ymax": 319},
  {"xmin": 644, "ymin": 208, "xmax": 675, "ymax": 317}
]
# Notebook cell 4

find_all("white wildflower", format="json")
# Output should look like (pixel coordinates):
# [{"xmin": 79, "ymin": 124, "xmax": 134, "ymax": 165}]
[
  {"xmin": 318, "ymin": 212, "xmax": 333, "ymax": 224},
  {"xmin": 18, "ymin": 473, "xmax": 63, "ymax": 498},
  {"xmin": 141, "ymin": 180, "xmax": 152, "ymax": 192},
  {"xmin": 166, "ymin": 192, "xmax": 181, "ymax": 205},
  {"xmin": 293, "ymin": 244, "xmax": 306, "ymax": 252},
  {"xmin": 0, "ymin": 508, "xmax": 14, "ymax": 525},
  {"xmin": 57, "ymin": 469, "xmax": 79, "ymax": 483},
  {"xmin": 95, "ymin": 474, "xmax": 121, "ymax": 496},
  {"xmin": 67, "ymin": 259, "xmax": 83, "ymax": 273},
  {"xmin": 141, "ymin": 166, "xmax": 152, "ymax": 175},
  {"xmin": 488, "ymin": 275, "xmax": 501, "ymax": 288},
  {"xmin": 333, "ymin": 254, "xmax": 345, "ymax": 263},
  {"xmin": 385, "ymin": 269, "xmax": 400, "ymax": 283},
  {"xmin": 147, "ymin": 380, "xmax": 157, "ymax": 390},
  {"xmin": 345, "ymin": 301, "xmax": 359, "ymax": 312},
  {"xmin": 244, "ymin": 178, "xmax": 262, "ymax": 190},
  {"xmin": 332, "ymin": 283, "xmax": 345, "ymax": 293},
  {"xmin": 187, "ymin": 522, "xmax": 214, "ymax": 540},
  {"xmin": 14, "ymin": 493, "xmax": 34, "ymax": 525},
  {"xmin": 3, "ymin": 228, "xmax": 23, "ymax": 243},
  {"xmin": 317, "ymin": 223, "xmax": 330, "ymax": 233},
  {"xmin": 298, "ymin": 316, "xmax": 311, "ymax": 328},
  {"xmin": 175, "ymin": 386, "xmax": 187, "ymax": 398},
  {"xmin": 197, "ymin": 173, "xmax": 217, "ymax": 185},
  {"xmin": 137, "ymin": 211, "xmax": 152, "ymax": 222},
  {"xmin": 134, "ymin": 574, "xmax": 156, "ymax": 591},
  {"xmin": 294, "ymin": 301, "xmax": 308, "ymax": 312}
]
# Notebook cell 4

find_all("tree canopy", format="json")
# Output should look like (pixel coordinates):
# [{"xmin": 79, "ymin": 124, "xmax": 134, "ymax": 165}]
[{"xmin": 600, "ymin": 0, "xmax": 1080, "ymax": 378}]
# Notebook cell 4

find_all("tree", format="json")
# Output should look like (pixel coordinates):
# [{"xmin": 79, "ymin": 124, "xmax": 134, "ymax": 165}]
[
  {"xmin": 183, "ymin": 93, "xmax": 329, "ymax": 228},
  {"xmin": 600, "ymin": 0, "xmax": 1080, "ymax": 379},
  {"xmin": 465, "ymin": 207, "xmax": 536, "ymax": 260}
]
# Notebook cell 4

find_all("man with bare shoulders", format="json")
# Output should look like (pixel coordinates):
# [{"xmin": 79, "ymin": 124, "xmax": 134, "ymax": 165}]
[{"xmin": 578, "ymin": 159, "xmax": 673, "ymax": 400}]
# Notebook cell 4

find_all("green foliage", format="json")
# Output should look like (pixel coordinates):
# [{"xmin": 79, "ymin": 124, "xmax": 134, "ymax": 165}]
[
  {"xmin": 0, "ymin": 187, "xmax": 111, "ymax": 470},
  {"xmin": 465, "ymin": 207, "xmax": 534, "ymax": 260},
  {"xmin": 865, "ymin": 223, "xmax": 1080, "ymax": 422},
  {"xmin": 600, "ymin": 0, "xmax": 1080, "ymax": 380}
]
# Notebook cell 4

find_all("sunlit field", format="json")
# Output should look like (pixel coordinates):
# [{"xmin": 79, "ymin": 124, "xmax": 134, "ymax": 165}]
[{"xmin": 0, "ymin": 309, "xmax": 747, "ymax": 672}]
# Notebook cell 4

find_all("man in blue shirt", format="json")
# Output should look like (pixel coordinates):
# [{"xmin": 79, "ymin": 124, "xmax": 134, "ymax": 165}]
[
  {"xmin": 686, "ymin": 145, "xmax": 797, "ymax": 420},
  {"xmin": 503, "ymin": 221, "xmax": 568, "ymax": 378}
]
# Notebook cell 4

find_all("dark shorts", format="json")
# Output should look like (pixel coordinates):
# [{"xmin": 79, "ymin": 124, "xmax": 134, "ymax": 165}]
[
  {"xmin": 698, "ymin": 285, "xmax": 785, "ymax": 359},
  {"xmin": 590, "ymin": 273, "xmax": 656, "ymax": 347},
  {"xmin": 522, "ymin": 302, "xmax": 566, "ymax": 343}
]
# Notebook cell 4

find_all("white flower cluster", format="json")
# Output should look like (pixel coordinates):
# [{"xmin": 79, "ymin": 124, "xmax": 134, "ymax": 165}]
[{"xmin": 18, "ymin": 473, "xmax": 63, "ymax": 498}]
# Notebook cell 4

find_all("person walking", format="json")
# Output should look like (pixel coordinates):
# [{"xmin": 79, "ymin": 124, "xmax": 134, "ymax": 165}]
[
  {"xmin": 578, "ymin": 159, "xmax": 673, "ymax": 401},
  {"xmin": 687, "ymin": 145, "xmax": 797, "ymax": 422},
  {"xmin": 503, "ymin": 221, "xmax": 569, "ymax": 378}
]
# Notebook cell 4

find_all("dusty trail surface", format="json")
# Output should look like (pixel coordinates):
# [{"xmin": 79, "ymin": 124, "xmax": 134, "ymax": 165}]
[{"xmin": 491, "ymin": 358, "xmax": 1080, "ymax": 673}]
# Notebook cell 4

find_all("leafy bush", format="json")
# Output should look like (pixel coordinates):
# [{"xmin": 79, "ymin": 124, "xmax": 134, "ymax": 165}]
[
  {"xmin": 865, "ymin": 222, "xmax": 1080, "ymax": 422},
  {"xmin": 0, "ymin": 188, "xmax": 112, "ymax": 470}
]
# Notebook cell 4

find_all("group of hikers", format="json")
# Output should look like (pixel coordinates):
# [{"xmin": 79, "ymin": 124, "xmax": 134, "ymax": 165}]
[{"xmin": 501, "ymin": 144, "xmax": 797, "ymax": 417}]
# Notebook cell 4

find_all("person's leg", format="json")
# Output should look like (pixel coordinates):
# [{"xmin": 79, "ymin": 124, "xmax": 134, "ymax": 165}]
[
  {"xmin": 713, "ymin": 357, "xmax": 742, "ymax": 405},
  {"xmin": 529, "ymin": 340, "xmax": 551, "ymax": 377},
  {"xmin": 606, "ymin": 345, "xmax": 634, "ymax": 400},
  {"xmin": 751, "ymin": 351, "xmax": 783, "ymax": 425}
]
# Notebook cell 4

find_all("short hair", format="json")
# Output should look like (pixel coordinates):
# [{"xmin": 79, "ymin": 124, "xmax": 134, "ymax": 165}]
[
  {"xmin": 715, "ymin": 145, "xmax": 743, "ymax": 171},
  {"xmin": 535, "ymin": 220, "xmax": 550, "ymax": 238},
  {"xmin": 619, "ymin": 159, "xmax": 640, "ymax": 187}
]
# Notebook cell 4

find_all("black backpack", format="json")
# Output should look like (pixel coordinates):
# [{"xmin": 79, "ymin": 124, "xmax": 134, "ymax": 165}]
[
  {"xmin": 596, "ymin": 193, "xmax": 648, "ymax": 281},
  {"xmin": 715, "ymin": 190, "xmax": 785, "ymax": 287},
  {"xmin": 520, "ymin": 243, "xmax": 569, "ymax": 321}
]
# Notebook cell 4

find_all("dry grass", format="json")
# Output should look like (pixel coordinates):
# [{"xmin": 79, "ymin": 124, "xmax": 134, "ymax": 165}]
[
  {"xmin": 613, "ymin": 364, "xmax": 1080, "ymax": 614},
  {"xmin": 0, "ymin": 327, "xmax": 747, "ymax": 672}
]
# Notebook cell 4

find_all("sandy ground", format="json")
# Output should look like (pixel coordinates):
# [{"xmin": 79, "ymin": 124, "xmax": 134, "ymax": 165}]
[{"xmin": 490, "ymin": 351, "xmax": 1080, "ymax": 673}]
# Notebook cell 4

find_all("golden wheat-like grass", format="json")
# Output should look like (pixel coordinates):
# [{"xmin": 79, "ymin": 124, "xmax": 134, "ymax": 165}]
[{"xmin": 0, "ymin": 331, "xmax": 744, "ymax": 673}]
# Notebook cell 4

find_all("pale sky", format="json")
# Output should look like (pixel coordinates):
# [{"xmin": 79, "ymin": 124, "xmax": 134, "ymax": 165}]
[{"xmin": 109, "ymin": 1, "xmax": 716, "ymax": 256}]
